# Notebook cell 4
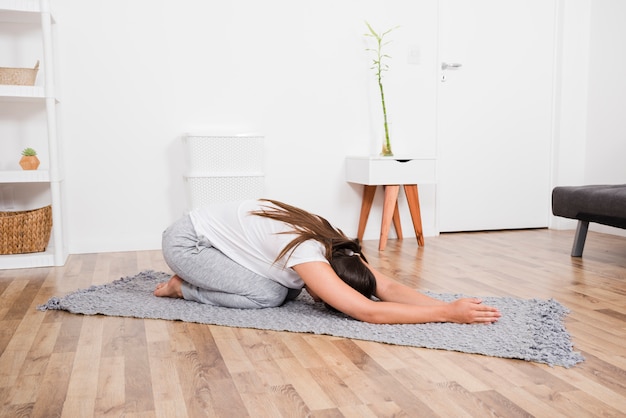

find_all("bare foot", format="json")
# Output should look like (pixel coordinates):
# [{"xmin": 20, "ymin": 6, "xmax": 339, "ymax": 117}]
[{"xmin": 154, "ymin": 275, "xmax": 184, "ymax": 299}]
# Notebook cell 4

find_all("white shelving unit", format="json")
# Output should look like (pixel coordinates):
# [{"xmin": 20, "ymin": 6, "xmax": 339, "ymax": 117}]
[{"xmin": 0, "ymin": 0, "xmax": 67, "ymax": 269}]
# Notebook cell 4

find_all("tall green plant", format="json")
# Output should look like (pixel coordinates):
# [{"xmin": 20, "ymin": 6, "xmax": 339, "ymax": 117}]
[{"xmin": 365, "ymin": 21, "xmax": 398, "ymax": 156}]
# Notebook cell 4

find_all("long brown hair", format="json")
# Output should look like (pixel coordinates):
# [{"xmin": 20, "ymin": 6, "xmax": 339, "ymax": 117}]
[
  {"xmin": 250, "ymin": 199, "xmax": 376, "ymax": 300},
  {"xmin": 250, "ymin": 199, "xmax": 364, "ymax": 262}
]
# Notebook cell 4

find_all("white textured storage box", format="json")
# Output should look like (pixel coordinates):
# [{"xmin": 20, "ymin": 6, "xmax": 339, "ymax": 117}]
[
  {"xmin": 183, "ymin": 134, "xmax": 264, "ymax": 174},
  {"xmin": 183, "ymin": 133, "xmax": 265, "ymax": 209},
  {"xmin": 185, "ymin": 175, "xmax": 265, "ymax": 208}
]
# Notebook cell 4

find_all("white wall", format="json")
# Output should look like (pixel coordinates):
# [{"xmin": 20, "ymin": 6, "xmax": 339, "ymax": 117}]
[
  {"xmin": 49, "ymin": 0, "xmax": 441, "ymax": 253},
  {"xmin": 585, "ymin": 0, "xmax": 626, "ymax": 236},
  {"xmin": 550, "ymin": 0, "xmax": 591, "ymax": 230},
  {"xmin": 551, "ymin": 0, "xmax": 626, "ymax": 236},
  {"xmin": 585, "ymin": 0, "xmax": 626, "ymax": 184}
]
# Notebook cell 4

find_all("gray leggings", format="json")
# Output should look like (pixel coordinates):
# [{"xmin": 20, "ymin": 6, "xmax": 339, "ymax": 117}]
[{"xmin": 162, "ymin": 215, "xmax": 301, "ymax": 308}]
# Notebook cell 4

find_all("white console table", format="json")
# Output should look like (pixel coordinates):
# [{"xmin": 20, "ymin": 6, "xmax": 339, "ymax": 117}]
[{"xmin": 345, "ymin": 156, "xmax": 436, "ymax": 250}]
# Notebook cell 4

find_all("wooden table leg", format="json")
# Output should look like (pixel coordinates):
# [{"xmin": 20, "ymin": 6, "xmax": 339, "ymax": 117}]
[
  {"xmin": 404, "ymin": 184, "xmax": 425, "ymax": 246},
  {"xmin": 379, "ymin": 185, "xmax": 400, "ymax": 251},
  {"xmin": 392, "ymin": 199, "xmax": 403, "ymax": 240},
  {"xmin": 357, "ymin": 185, "xmax": 377, "ymax": 241}
]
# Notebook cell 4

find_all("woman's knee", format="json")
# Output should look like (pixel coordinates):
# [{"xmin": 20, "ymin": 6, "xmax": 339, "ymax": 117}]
[
  {"xmin": 253, "ymin": 287, "xmax": 289, "ymax": 308},
  {"xmin": 238, "ymin": 280, "xmax": 295, "ymax": 308},
  {"xmin": 161, "ymin": 215, "xmax": 199, "ymax": 272}
]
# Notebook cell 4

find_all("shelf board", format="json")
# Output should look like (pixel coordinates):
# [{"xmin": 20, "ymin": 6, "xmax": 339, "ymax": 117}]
[
  {"xmin": 0, "ymin": 0, "xmax": 40, "ymax": 11},
  {"xmin": 0, "ymin": 248, "xmax": 55, "ymax": 269},
  {"xmin": 0, "ymin": 170, "xmax": 50, "ymax": 183},
  {"xmin": 0, "ymin": 84, "xmax": 45, "ymax": 101},
  {"xmin": 0, "ymin": 0, "xmax": 40, "ymax": 22}
]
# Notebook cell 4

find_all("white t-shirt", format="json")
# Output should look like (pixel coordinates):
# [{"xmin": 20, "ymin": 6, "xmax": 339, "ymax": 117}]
[{"xmin": 189, "ymin": 200, "xmax": 329, "ymax": 289}]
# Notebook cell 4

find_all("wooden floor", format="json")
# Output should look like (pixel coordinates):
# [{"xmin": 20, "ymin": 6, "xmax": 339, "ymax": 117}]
[{"xmin": 1, "ymin": 229, "xmax": 626, "ymax": 417}]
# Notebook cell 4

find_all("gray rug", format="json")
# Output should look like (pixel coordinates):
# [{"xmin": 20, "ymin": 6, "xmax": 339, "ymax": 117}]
[{"xmin": 37, "ymin": 270, "xmax": 584, "ymax": 368}]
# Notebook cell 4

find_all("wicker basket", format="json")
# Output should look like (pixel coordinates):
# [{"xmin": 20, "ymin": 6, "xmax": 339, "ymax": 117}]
[
  {"xmin": 0, "ymin": 61, "xmax": 39, "ymax": 86},
  {"xmin": 0, "ymin": 205, "xmax": 52, "ymax": 255}
]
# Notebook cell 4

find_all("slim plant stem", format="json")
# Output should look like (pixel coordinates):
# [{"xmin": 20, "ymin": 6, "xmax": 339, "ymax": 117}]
[
  {"xmin": 365, "ymin": 21, "xmax": 398, "ymax": 156},
  {"xmin": 378, "ymin": 74, "xmax": 390, "ymax": 155}
]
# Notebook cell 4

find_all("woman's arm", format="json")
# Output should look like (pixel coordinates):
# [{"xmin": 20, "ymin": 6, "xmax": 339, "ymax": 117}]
[
  {"xmin": 293, "ymin": 261, "xmax": 501, "ymax": 325},
  {"xmin": 367, "ymin": 263, "xmax": 448, "ymax": 306}
]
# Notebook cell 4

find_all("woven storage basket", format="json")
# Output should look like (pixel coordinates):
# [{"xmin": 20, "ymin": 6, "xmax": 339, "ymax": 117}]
[
  {"xmin": 0, "ymin": 205, "xmax": 52, "ymax": 255},
  {"xmin": 0, "ymin": 61, "xmax": 39, "ymax": 86}
]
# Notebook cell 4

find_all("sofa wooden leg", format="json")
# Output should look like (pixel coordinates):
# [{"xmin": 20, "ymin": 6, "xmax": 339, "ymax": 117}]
[{"xmin": 571, "ymin": 220, "xmax": 589, "ymax": 257}]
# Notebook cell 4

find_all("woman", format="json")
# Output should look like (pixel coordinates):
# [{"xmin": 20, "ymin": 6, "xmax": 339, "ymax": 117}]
[{"xmin": 155, "ymin": 199, "xmax": 501, "ymax": 324}]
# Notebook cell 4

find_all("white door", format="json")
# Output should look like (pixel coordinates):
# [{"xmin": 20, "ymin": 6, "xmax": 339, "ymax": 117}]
[{"xmin": 437, "ymin": 0, "xmax": 556, "ymax": 232}]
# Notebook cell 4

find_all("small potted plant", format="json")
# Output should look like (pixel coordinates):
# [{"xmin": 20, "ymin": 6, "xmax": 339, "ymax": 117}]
[{"xmin": 19, "ymin": 147, "xmax": 40, "ymax": 170}]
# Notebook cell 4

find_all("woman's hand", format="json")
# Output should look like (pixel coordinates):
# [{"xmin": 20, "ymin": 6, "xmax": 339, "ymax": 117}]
[{"xmin": 446, "ymin": 298, "xmax": 501, "ymax": 324}]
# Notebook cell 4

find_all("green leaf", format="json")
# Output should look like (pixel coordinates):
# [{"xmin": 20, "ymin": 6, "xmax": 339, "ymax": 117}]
[{"xmin": 21, "ymin": 147, "xmax": 37, "ymax": 156}]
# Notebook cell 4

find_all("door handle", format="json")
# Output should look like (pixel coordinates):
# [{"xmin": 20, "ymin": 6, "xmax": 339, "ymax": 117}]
[{"xmin": 441, "ymin": 62, "xmax": 463, "ymax": 70}]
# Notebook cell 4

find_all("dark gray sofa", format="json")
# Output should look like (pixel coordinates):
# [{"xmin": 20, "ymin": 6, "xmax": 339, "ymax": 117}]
[{"xmin": 552, "ymin": 184, "xmax": 626, "ymax": 256}]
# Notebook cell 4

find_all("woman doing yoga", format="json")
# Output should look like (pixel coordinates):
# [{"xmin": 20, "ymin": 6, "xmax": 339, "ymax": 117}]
[{"xmin": 155, "ymin": 199, "xmax": 501, "ymax": 324}]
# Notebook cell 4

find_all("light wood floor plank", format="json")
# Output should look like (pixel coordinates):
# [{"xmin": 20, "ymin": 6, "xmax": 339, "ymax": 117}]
[
  {"xmin": 274, "ymin": 357, "xmax": 336, "ymax": 410},
  {"xmin": 95, "ymin": 355, "xmax": 125, "ymax": 416},
  {"xmin": 62, "ymin": 316, "xmax": 103, "ymax": 417},
  {"xmin": 31, "ymin": 351, "xmax": 74, "ymax": 417},
  {"xmin": 147, "ymin": 338, "xmax": 189, "ymax": 417},
  {"xmin": 495, "ymin": 385, "xmax": 569, "ymax": 418},
  {"xmin": 123, "ymin": 318, "xmax": 156, "ymax": 414}
]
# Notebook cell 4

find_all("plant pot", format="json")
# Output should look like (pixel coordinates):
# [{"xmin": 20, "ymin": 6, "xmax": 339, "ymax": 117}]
[
  {"xmin": 381, "ymin": 140, "xmax": 393, "ymax": 157},
  {"xmin": 380, "ymin": 121, "xmax": 393, "ymax": 157},
  {"xmin": 19, "ymin": 155, "xmax": 40, "ymax": 170}
]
